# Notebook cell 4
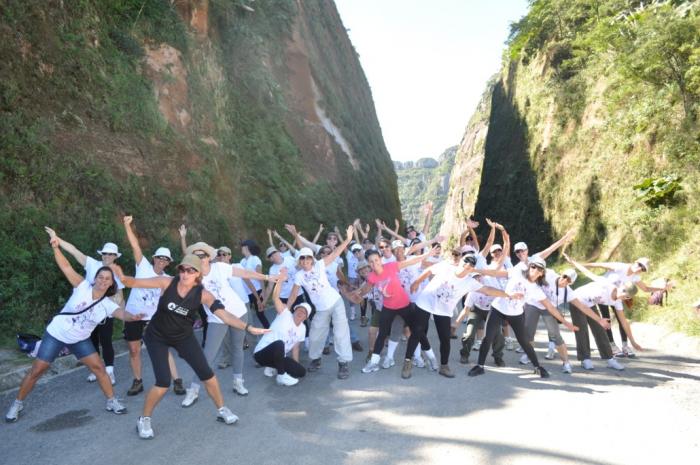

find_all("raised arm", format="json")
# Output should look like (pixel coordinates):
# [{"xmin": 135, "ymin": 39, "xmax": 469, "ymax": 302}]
[
  {"xmin": 466, "ymin": 221, "xmax": 480, "ymax": 251},
  {"xmin": 110, "ymin": 264, "xmax": 171, "ymax": 291},
  {"xmin": 481, "ymin": 218, "xmax": 497, "ymax": 257},
  {"xmin": 123, "ymin": 216, "xmax": 143, "ymax": 264},
  {"xmin": 312, "ymin": 224, "xmax": 324, "ymax": 244},
  {"xmin": 324, "ymin": 225, "xmax": 353, "ymax": 266},
  {"xmin": 352, "ymin": 219, "xmax": 362, "ymax": 243},
  {"xmin": 267, "ymin": 229, "xmax": 275, "ymax": 249},
  {"xmin": 285, "ymin": 224, "xmax": 319, "ymax": 252},
  {"xmin": 178, "ymin": 224, "xmax": 187, "ymax": 255},
  {"xmin": 381, "ymin": 221, "xmax": 409, "ymax": 244},
  {"xmin": 538, "ymin": 228, "xmax": 575, "ymax": 260},
  {"xmin": 273, "ymin": 230, "xmax": 298, "ymax": 255},
  {"xmin": 501, "ymin": 225, "xmax": 511, "ymax": 258},
  {"xmin": 50, "ymin": 237, "xmax": 84, "ymax": 287},
  {"xmin": 563, "ymin": 253, "xmax": 604, "ymax": 283},
  {"xmin": 272, "ymin": 268, "xmax": 289, "ymax": 314},
  {"xmin": 45, "ymin": 227, "xmax": 87, "ymax": 267}
]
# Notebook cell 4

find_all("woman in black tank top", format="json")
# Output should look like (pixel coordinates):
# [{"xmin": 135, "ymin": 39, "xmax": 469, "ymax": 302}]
[{"xmin": 111, "ymin": 254, "xmax": 269, "ymax": 439}]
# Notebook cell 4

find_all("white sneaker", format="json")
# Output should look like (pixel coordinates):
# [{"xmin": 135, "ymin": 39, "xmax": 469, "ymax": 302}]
[
  {"xmin": 622, "ymin": 343, "xmax": 636, "ymax": 358},
  {"xmin": 515, "ymin": 345, "xmax": 524, "ymax": 353},
  {"xmin": 545, "ymin": 343, "xmax": 556, "ymax": 360},
  {"xmin": 181, "ymin": 387, "xmax": 199, "ymax": 408},
  {"xmin": 424, "ymin": 353, "xmax": 439, "ymax": 371},
  {"xmin": 276, "ymin": 373, "xmax": 299, "ymax": 386},
  {"xmin": 519, "ymin": 354, "xmax": 530, "ymax": 365},
  {"xmin": 105, "ymin": 397, "xmax": 126, "ymax": 414},
  {"xmin": 472, "ymin": 339, "xmax": 482, "ymax": 351},
  {"xmin": 232, "ymin": 378, "xmax": 248, "ymax": 396},
  {"xmin": 505, "ymin": 337, "xmax": 515, "ymax": 351},
  {"xmin": 607, "ymin": 358, "xmax": 625, "ymax": 371},
  {"xmin": 362, "ymin": 360, "xmax": 380, "ymax": 373},
  {"xmin": 412, "ymin": 356, "xmax": 425, "ymax": 368},
  {"xmin": 217, "ymin": 406, "xmax": 239, "ymax": 424},
  {"xmin": 87, "ymin": 373, "xmax": 97, "ymax": 382},
  {"xmin": 562, "ymin": 362, "xmax": 573, "ymax": 374},
  {"xmin": 381, "ymin": 357, "xmax": 395, "ymax": 369},
  {"xmin": 611, "ymin": 343, "xmax": 623, "ymax": 357},
  {"xmin": 5, "ymin": 400, "xmax": 23, "ymax": 423},
  {"xmin": 263, "ymin": 367, "xmax": 277, "ymax": 377},
  {"xmin": 581, "ymin": 359, "xmax": 595, "ymax": 370},
  {"xmin": 137, "ymin": 416, "xmax": 154, "ymax": 439}
]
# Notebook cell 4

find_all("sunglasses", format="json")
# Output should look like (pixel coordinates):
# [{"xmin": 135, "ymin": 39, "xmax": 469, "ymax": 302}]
[
  {"xmin": 515, "ymin": 249, "xmax": 528, "ymax": 254},
  {"xmin": 636, "ymin": 262, "xmax": 647, "ymax": 272},
  {"xmin": 193, "ymin": 252, "xmax": 208, "ymax": 259},
  {"xmin": 102, "ymin": 252, "xmax": 117, "ymax": 256},
  {"xmin": 529, "ymin": 264, "xmax": 544, "ymax": 270},
  {"xmin": 300, "ymin": 256, "xmax": 313, "ymax": 260},
  {"xmin": 217, "ymin": 252, "xmax": 230, "ymax": 257},
  {"xmin": 178, "ymin": 267, "xmax": 198, "ymax": 274},
  {"xmin": 154, "ymin": 256, "xmax": 171, "ymax": 262},
  {"xmin": 379, "ymin": 245, "xmax": 389, "ymax": 250},
  {"xmin": 491, "ymin": 249, "xmax": 502, "ymax": 254}
]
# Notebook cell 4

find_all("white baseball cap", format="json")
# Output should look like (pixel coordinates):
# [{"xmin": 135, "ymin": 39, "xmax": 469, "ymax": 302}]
[
  {"xmin": 461, "ymin": 245, "xmax": 477, "ymax": 254},
  {"xmin": 97, "ymin": 242, "xmax": 121, "ymax": 258},
  {"xmin": 293, "ymin": 302, "xmax": 312, "ymax": 317},
  {"xmin": 391, "ymin": 240, "xmax": 405, "ymax": 250},
  {"xmin": 635, "ymin": 257, "xmax": 650, "ymax": 272},
  {"xmin": 152, "ymin": 247, "xmax": 173, "ymax": 260},
  {"xmin": 350, "ymin": 244, "xmax": 363, "ymax": 252},
  {"xmin": 561, "ymin": 268, "xmax": 578, "ymax": 283},
  {"xmin": 529, "ymin": 255, "xmax": 547, "ymax": 269},
  {"xmin": 297, "ymin": 247, "xmax": 315, "ymax": 260},
  {"xmin": 514, "ymin": 242, "xmax": 528, "ymax": 252},
  {"xmin": 489, "ymin": 244, "xmax": 503, "ymax": 253}
]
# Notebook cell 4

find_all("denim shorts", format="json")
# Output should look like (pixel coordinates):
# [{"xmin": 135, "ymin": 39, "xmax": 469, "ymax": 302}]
[{"xmin": 37, "ymin": 330, "xmax": 96, "ymax": 363}]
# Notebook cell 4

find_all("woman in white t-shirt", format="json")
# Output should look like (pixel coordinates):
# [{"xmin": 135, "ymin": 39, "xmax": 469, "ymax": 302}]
[
  {"xmin": 5, "ymin": 236, "xmax": 143, "ymax": 423},
  {"xmin": 469, "ymin": 255, "xmax": 578, "ymax": 379},
  {"xmin": 254, "ymin": 268, "xmax": 309, "ymax": 387},
  {"xmin": 44, "ymin": 227, "xmax": 125, "ymax": 384},
  {"xmin": 241, "ymin": 239, "xmax": 268, "ymax": 328}
]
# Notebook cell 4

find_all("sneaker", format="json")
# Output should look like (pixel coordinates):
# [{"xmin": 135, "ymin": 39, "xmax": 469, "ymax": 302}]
[
  {"xmin": 534, "ymin": 366, "xmax": 550, "ymax": 378},
  {"xmin": 217, "ymin": 406, "xmax": 239, "ymax": 425},
  {"xmin": 87, "ymin": 373, "xmax": 97, "ymax": 383},
  {"xmin": 412, "ymin": 356, "xmax": 425, "ymax": 369},
  {"xmin": 562, "ymin": 362, "xmax": 573, "ymax": 374},
  {"xmin": 611, "ymin": 343, "xmax": 622, "ymax": 357},
  {"xmin": 494, "ymin": 357, "xmax": 506, "ymax": 367},
  {"xmin": 360, "ymin": 316, "xmax": 368, "ymax": 327},
  {"xmin": 362, "ymin": 359, "xmax": 380, "ymax": 373},
  {"xmin": 515, "ymin": 345, "xmax": 524, "ymax": 353},
  {"xmin": 337, "ymin": 362, "xmax": 350, "ymax": 380},
  {"xmin": 519, "ymin": 354, "xmax": 530, "ymax": 365},
  {"xmin": 459, "ymin": 352, "xmax": 469, "ymax": 364},
  {"xmin": 308, "ymin": 358, "xmax": 321, "ymax": 372},
  {"xmin": 276, "ymin": 373, "xmax": 299, "ymax": 386},
  {"xmin": 351, "ymin": 341, "xmax": 364, "ymax": 352},
  {"xmin": 622, "ymin": 343, "xmax": 636, "ymax": 358},
  {"xmin": 127, "ymin": 379, "xmax": 144, "ymax": 396},
  {"xmin": 472, "ymin": 339, "xmax": 482, "ymax": 351},
  {"xmin": 607, "ymin": 358, "xmax": 625, "ymax": 371},
  {"xmin": 424, "ymin": 353, "xmax": 439, "ymax": 371},
  {"xmin": 263, "ymin": 367, "xmax": 277, "ymax": 377},
  {"xmin": 505, "ymin": 338, "xmax": 515, "ymax": 351},
  {"xmin": 581, "ymin": 359, "xmax": 595, "ymax": 370},
  {"xmin": 439, "ymin": 364, "xmax": 455, "ymax": 378},
  {"xmin": 322, "ymin": 346, "xmax": 331, "ymax": 355},
  {"xmin": 232, "ymin": 378, "xmax": 248, "ymax": 396},
  {"xmin": 173, "ymin": 378, "xmax": 186, "ymax": 395},
  {"xmin": 181, "ymin": 387, "xmax": 199, "ymax": 408},
  {"xmin": 401, "ymin": 359, "xmax": 413, "ymax": 379},
  {"xmin": 468, "ymin": 365, "xmax": 485, "ymax": 377},
  {"xmin": 106, "ymin": 398, "xmax": 127, "ymax": 415},
  {"xmin": 381, "ymin": 357, "xmax": 395, "ymax": 369},
  {"xmin": 545, "ymin": 345, "xmax": 556, "ymax": 360},
  {"xmin": 217, "ymin": 361, "xmax": 231, "ymax": 369},
  {"xmin": 5, "ymin": 400, "xmax": 23, "ymax": 423},
  {"xmin": 137, "ymin": 416, "xmax": 154, "ymax": 439}
]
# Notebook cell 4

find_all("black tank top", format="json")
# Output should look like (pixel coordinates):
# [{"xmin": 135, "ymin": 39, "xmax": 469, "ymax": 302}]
[{"xmin": 148, "ymin": 277, "xmax": 204, "ymax": 341}]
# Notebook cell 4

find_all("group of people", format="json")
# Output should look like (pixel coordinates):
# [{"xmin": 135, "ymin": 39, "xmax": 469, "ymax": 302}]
[{"xmin": 4, "ymin": 208, "xmax": 672, "ymax": 440}]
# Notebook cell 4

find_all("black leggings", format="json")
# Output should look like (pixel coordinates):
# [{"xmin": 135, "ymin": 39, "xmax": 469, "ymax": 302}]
[
  {"xmin": 478, "ymin": 308, "xmax": 539, "ymax": 368},
  {"xmin": 197, "ymin": 306, "xmax": 208, "ymax": 348},
  {"xmin": 415, "ymin": 306, "xmax": 451, "ymax": 365},
  {"xmin": 144, "ymin": 329, "xmax": 214, "ymax": 388},
  {"xmin": 597, "ymin": 304, "xmax": 628, "ymax": 343},
  {"xmin": 373, "ymin": 305, "xmax": 422, "ymax": 360},
  {"xmin": 89, "ymin": 317, "xmax": 115, "ymax": 366},
  {"xmin": 249, "ymin": 290, "xmax": 270, "ymax": 328},
  {"xmin": 253, "ymin": 340, "xmax": 306, "ymax": 378}
]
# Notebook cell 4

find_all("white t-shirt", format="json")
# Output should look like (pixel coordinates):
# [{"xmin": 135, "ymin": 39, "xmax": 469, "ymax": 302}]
[
  {"xmin": 398, "ymin": 261, "xmax": 423, "ymax": 303},
  {"xmin": 346, "ymin": 251, "xmax": 360, "ymax": 279},
  {"xmin": 491, "ymin": 268, "xmax": 547, "ymax": 316},
  {"xmin": 573, "ymin": 281, "xmax": 624, "ymax": 311},
  {"xmin": 240, "ymin": 255, "xmax": 263, "ymax": 291},
  {"xmin": 269, "ymin": 256, "xmax": 297, "ymax": 299},
  {"xmin": 416, "ymin": 261, "xmax": 483, "ymax": 317},
  {"xmin": 125, "ymin": 257, "xmax": 169, "ymax": 320},
  {"xmin": 464, "ymin": 288, "xmax": 494, "ymax": 311},
  {"xmin": 228, "ymin": 264, "xmax": 250, "ymax": 304},
  {"xmin": 540, "ymin": 270, "xmax": 575, "ymax": 309},
  {"xmin": 293, "ymin": 260, "xmax": 341, "ymax": 311},
  {"xmin": 46, "ymin": 281, "xmax": 120, "ymax": 344},
  {"xmin": 254, "ymin": 309, "xmax": 306, "ymax": 355},
  {"xmin": 85, "ymin": 256, "xmax": 124, "ymax": 289},
  {"xmin": 325, "ymin": 260, "xmax": 341, "ymax": 290},
  {"xmin": 381, "ymin": 255, "xmax": 396, "ymax": 264},
  {"xmin": 202, "ymin": 262, "xmax": 248, "ymax": 322},
  {"xmin": 603, "ymin": 263, "xmax": 641, "ymax": 287}
]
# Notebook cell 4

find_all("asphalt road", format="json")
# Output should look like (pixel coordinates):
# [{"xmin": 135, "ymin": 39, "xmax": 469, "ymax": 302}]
[{"xmin": 1, "ymin": 317, "xmax": 699, "ymax": 465}]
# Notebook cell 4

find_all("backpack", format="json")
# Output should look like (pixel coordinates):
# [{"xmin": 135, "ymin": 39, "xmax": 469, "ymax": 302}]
[{"xmin": 16, "ymin": 333, "xmax": 41, "ymax": 354}]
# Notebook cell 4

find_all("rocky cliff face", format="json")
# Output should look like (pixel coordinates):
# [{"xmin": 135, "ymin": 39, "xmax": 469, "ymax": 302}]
[{"xmin": 0, "ymin": 0, "xmax": 399, "ymax": 339}]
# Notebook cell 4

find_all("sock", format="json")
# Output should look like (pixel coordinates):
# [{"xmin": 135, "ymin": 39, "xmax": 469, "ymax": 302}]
[
  {"xmin": 386, "ymin": 340, "xmax": 398, "ymax": 359},
  {"xmin": 548, "ymin": 341, "xmax": 556, "ymax": 350},
  {"xmin": 105, "ymin": 366, "xmax": 114, "ymax": 374},
  {"xmin": 413, "ymin": 345, "xmax": 421, "ymax": 360},
  {"xmin": 233, "ymin": 373, "xmax": 243, "ymax": 381},
  {"xmin": 370, "ymin": 353, "xmax": 380, "ymax": 364}
]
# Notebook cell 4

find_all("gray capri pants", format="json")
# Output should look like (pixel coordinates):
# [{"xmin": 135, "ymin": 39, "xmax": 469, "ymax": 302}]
[{"xmin": 524, "ymin": 303, "xmax": 565, "ymax": 346}]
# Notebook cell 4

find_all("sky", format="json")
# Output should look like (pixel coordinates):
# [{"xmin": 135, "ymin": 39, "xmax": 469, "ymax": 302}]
[{"xmin": 335, "ymin": 0, "xmax": 530, "ymax": 162}]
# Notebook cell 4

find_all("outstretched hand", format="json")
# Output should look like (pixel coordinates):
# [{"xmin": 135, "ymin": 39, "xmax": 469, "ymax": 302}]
[
  {"xmin": 467, "ymin": 218, "xmax": 479, "ymax": 229},
  {"xmin": 123, "ymin": 215, "xmax": 133, "ymax": 225},
  {"xmin": 45, "ymin": 226, "xmax": 58, "ymax": 240},
  {"xmin": 564, "ymin": 321, "xmax": 580, "ymax": 332},
  {"xmin": 248, "ymin": 327, "xmax": 271, "ymax": 336},
  {"xmin": 345, "ymin": 224, "xmax": 355, "ymax": 241},
  {"xmin": 178, "ymin": 224, "xmax": 187, "ymax": 238},
  {"xmin": 49, "ymin": 237, "xmax": 60, "ymax": 249},
  {"xmin": 284, "ymin": 224, "xmax": 297, "ymax": 236},
  {"xmin": 109, "ymin": 263, "xmax": 125, "ymax": 281}
]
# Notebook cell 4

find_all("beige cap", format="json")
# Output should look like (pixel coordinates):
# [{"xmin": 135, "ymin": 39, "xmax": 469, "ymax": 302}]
[
  {"xmin": 179, "ymin": 254, "xmax": 203, "ymax": 272},
  {"xmin": 185, "ymin": 242, "xmax": 216, "ymax": 259}
]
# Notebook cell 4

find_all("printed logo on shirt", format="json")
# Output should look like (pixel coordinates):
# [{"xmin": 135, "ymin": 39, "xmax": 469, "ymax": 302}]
[
  {"xmin": 302, "ymin": 271, "xmax": 325, "ymax": 295},
  {"xmin": 167, "ymin": 302, "xmax": 190, "ymax": 316},
  {"xmin": 70, "ymin": 301, "xmax": 108, "ymax": 329},
  {"xmin": 435, "ymin": 280, "xmax": 455, "ymax": 305}
]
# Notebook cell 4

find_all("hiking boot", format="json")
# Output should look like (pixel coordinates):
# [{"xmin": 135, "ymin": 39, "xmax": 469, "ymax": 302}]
[
  {"xmin": 308, "ymin": 358, "xmax": 322, "ymax": 372},
  {"xmin": 5, "ymin": 400, "xmax": 23, "ymax": 423},
  {"xmin": 127, "ymin": 379, "xmax": 144, "ymax": 396},
  {"xmin": 401, "ymin": 359, "xmax": 413, "ymax": 379},
  {"xmin": 468, "ymin": 365, "xmax": 485, "ymax": 377},
  {"xmin": 352, "ymin": 341, "xmax": 364, "ymax": 352},
  {"xmin": 106, "ymin": 397, "xmax": 127, "ymax": 415},
  {"xmin": 494, "ymin": 357, "xmax": 506, "ymax": 367},
  {"xmin": 173, "ymin": 378, "xmax": 186, "ymax": 395},
  {"xmin": 439, "ymin": 364, "xmax": 455, "ymax": 378},
  {"xmin": 534, "ymin": 366, "xmax": 550, "ymax": 378},
  {"xmin": 217, "ymin": 406, "xmax": 239, "ymax": 425},
  {"xmin": 137, "ymin": 416, "xmax": 154, "ymax": 439},
  {"xmin": 337, "ymin": 362, "xmax": 350, "ymax": 380}
]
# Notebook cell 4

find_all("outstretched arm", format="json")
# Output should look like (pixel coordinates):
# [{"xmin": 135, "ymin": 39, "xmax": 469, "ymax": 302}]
[
  {"xmin": 324, "ymin": 225, "xmax": 353, "ymax": 266},
  {"xmin": 406, "ymin": 235, "xmax": 443, "ymax": 256},
  {"xmin": 481, "ymin": 218, "xmax": 497, "ymax": 257},
  {"xmin": 272, "ymin": 268, "xmax": 289, "ymax": 314},
  {"xmin": 563, "ymin": 253, "xmax": 604, "ymax": 283},
  {"xmin": 614, "ymin": 308, "xmax": 643, "ymax": 351},
  {"xmin": 538, "ymin": 228, "xmax": 575, "ymax": 260},
  {"xmin": 123, "ymin": 216, "xmax": 143, "ymax": 264},
  {"xmin": 380, "ymin": 221, "xmax": 409, "ymax": 244},
  {"xmin": 49, "ymin": 237, "xmax": 84, "ymax": 288},
  {"xmin": 398, "ymin": 248, "xmax": 437, "ymax": 271},
  {"xmin": 571, "ymin": 298, "xmax": 610, "ymax": 330},
  {"xmin": 541, "ymin": 299, "xmax": 578, "ymax": 332},
  {"xmin": 178, "ymin": 224, "xmax": 188, "ymax": 255},
  {"xmin": 110, "ymin": 264, "xmax": 171, "ymax": 291},
  {"xmin": 285, "ymin": 224, "xmax": 319, "ymax": 252},
  {"xmin": 312, "ymin": 224, "xmax": 324, "ymax": 244},
  {"xmin": 202, "ymin": 290, "xmax": 269, "ymax": 335},
  {"xmin": 45, "ymin": 227, "xmax": 87, "ymax": 267},
  {"xmin": 273, "ymin": 230, "xmax": 298, "ymax": 255}
]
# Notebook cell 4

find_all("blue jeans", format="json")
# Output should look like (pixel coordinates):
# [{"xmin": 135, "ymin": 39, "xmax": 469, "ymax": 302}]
[{"xmin": 37, "ymin": 330, "xmax": 97, "ymax": 363}]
